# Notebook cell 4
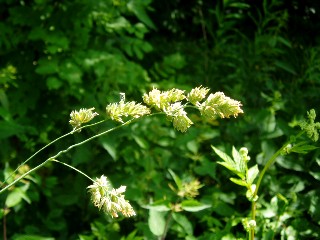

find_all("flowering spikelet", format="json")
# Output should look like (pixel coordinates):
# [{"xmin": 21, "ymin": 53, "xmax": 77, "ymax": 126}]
[
  {"xmin": 69, "ymin": 108, "xmax": 99, "ymax": 131},
  {"xmin": 106, "ymin": 95, "xmax": 151, "ymax": 123},
  {"xmin": 87, "ymin": 175, "xmax": 136, "ymax": 218},
  {"xmin": 187, "ymin": 86, "xmax": 210, "ymax": 105},
  {"xmin": 199, "ymin": 92, "xmax": 243, "ymax": 121},
  {"xmin": 143, "ymin": 88, "xmax": 186, "ymax": 110},
  {"xmin": 163, "ymin": 102, "xmax": 193, "ymax": 132}
]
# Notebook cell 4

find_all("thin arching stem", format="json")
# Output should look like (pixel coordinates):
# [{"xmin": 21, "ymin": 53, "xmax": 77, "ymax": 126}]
[
  {"xmin": 0, "ymin": 119, "xmax": 134, "ymax": 194},
  {"xmin": 50, "ymin": 159, "xmax": 94, "ymax": 182},
  {"xmin": 0, "ymin": 119, "xmax": 106, "ymax": 188}
]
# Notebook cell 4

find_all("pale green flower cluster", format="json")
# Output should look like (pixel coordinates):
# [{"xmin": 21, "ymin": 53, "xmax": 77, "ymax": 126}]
[
  {"xmin": 300, "ymin": 109, "xmax": 320, "ymax": 142},
  {"xmin": 143, "ymin": 88, "xmax": 186, "ymax": 110},
  {"xmin": 177, "ymin": 179, "xmax": 203, "ymax": 198},
  {"xmin": 69, "ymin": 108, "xmax": 99, "ymax": 131},
  {"xmin": 87, "ymin": 175, "xmax": 136, "ymax": 218},
  {"xmin": 143, "ymin": 86, "xmax": 243, "ymax": 132},
  {"xmin": 186, "ymin": 86, "xmax": 210, "ymax": 105},
  {"xmin": 198, "ymin": 92, "xmax": 243, "ymax": 120},
  {"xmin": 242, "ymin": 218, "xmax": 256, "ymax": 232},
  {"xmin": 106, "ymin": 99, "xmax": 151, "ymax": 123},
  {"xmin": 73, "ymin": 86, "xmax": 243, "ymax": 133},
  {"xmin": 143, "ymin": 88, "xmax": 192, "ymax": 132}
]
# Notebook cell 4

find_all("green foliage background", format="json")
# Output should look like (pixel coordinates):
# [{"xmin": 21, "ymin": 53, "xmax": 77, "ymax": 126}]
[{"xmin": 1, "ymin": 0, "xmax": 320, "ymax": 239}]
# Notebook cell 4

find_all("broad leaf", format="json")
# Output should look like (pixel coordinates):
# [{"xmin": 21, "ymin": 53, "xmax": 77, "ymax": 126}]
[
  {"xmin": 181, "ymin": 199, "xmax": 211, "ymax": 212},
  {"xmin": 172, "ymin": 212, "xmax": 193, "ymax": 236},
  {"xmin": 148, "ymin": 209, "xmax": 166, "ymax": 236}
]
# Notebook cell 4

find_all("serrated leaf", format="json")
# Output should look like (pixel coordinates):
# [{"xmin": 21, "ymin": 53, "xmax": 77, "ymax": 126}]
[
  {"xmin": 181, "ymin": 199, "xmax": 211, "ymax": 212},
  {"xmin": 230, "ymin": 178, "xmax": 248, "ymax": 187},
  {"xmin": 217, "ymin": 161, "xmax": 236, "ymax": 172},
  {"xmin": 247, "ymin": 164, "xmax": 259, "ymax": 184},
  {"xmin": 232, "ymin": 146, "xmax": 246, "ymax": 174},
  {"xmin": 232, "ymin": 146, "xmax": 241, "ymax": 165},
  {"xmin": 291, "ymin": 144, "xmax": 318, "ymax": 154},
  {"xmin": 212, "ymin": 146, "xmax": 234, "ymax": 165}
]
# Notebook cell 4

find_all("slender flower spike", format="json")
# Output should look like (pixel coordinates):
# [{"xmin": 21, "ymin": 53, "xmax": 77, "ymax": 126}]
[
  {"xmin": 199, "ymin": 92, "xmax": 243, "ymax": 121},
  {"xmin": 187, "ymin": 86, "xmax": 210, "ymax": 105},
  {"xmin": 106, "ymin": 96, "xmax": 151, "ymax": 123},
  {"xmin": 87, "ymin": 175, "xmax": 136, "ymax": 218},
  {"xmin": 69, "ymin": 108, "xmax": 99, "ymax": 131}
]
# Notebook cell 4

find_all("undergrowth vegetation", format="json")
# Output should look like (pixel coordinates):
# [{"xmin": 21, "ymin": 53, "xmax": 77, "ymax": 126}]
[{"xmin": 1, "ymin": 0, "xmax": 320, "ymax": 239}]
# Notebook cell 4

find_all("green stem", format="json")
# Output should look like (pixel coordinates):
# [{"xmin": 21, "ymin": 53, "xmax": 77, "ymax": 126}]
[
  {"xmin": 50, "ymin": 159, "xmax": 94, "ymax": 182},
  {"xmin": 249, "ymin": 131, "xmax": 305, "ymax": 239},
  {"xmin": 0, "ymin": 119, "xmax": 106, "ymax": 188},
  {"xmin": 253, "ymin": 131, "xmax": 304, "ymax": 198},
  {"xmin": 0, "ymin": 159, "xmax": 52, "ymax": 194},
  {"xmin": 0, "ymin": 119, "xmax": 133, "ymax": 194}
]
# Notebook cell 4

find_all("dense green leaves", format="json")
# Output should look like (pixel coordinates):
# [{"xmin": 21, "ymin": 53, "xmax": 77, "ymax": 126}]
[{"xmin": 1, "ymin": 0, "xmax": 320, "ymax": 239}]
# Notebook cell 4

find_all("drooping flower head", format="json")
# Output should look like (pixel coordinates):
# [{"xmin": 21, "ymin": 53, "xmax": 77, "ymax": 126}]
[{"xmin": 87, "ymin": 175, "xmax": 136, "ymax": 218}]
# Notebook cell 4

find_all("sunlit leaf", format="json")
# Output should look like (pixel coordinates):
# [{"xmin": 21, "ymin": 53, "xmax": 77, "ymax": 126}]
[
  {"xmin": 247, "ymin": 165, "xmax": 259, "ymax": 185},
  {"xmin": 148, "ymin": 209, "xmax": 166, "ymax": 236},
  {"xmin": 181, "ymin": 199, "xmax": 211, "ymax": 212},
  {"xmin": 230, "ymin": 177, "xmax": 248, "ymax": 187},
  {"xmin": 168, "ymin": 169, "xmax": 183, "ymax": 190}
]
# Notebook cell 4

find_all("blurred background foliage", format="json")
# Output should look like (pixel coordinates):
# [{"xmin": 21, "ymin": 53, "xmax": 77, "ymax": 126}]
[{"xmin": 1, "ymin": 0, "xmax": 320, "ymax": 239}]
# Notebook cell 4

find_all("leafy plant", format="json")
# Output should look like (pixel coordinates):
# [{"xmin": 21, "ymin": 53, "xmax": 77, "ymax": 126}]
[
  {"xmin": 212, "ymin": 109, "xmax": 320, "ymax": 239},
  {"xmin": 1, "ymin": 86, "xmax": 242, "ymax": 239}
]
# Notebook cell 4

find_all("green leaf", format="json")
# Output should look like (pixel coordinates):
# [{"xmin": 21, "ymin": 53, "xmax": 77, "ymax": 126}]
[
  {"xmin": 172, "ymin": 212, "xmax": 193, "ymax": 236},
  {"xmin": 310, "ymin": 171, "xmax": 320, "ymax": 181},
  {"xmin": 217, "ymin": 161, "xmax": 237, "ymax": 173},
  {"xmin": 5, "ymin": 187, "xmax": 31, "ymax": 208},
  {"xmin": 229, "ymin": 178, "xmax": 248, "ymax": 187},
  {"xmin": 212, "ymin": 146, "xmax": 234, "ymax": 165},
  {"xmin": 181, "ymin": 199, "xmax": 211, "ymax": 212},
  {"xmin": 127, "ymin": 0, "xmax": 156, "ymax": 30},
  {"xmin": 290, "ymin": 144, "xmax": 318, "ymax": 154},
  {"xmin": 232, "ymin": 146, "xmax": 241, "ymax": 168},
  {"xmin": 168, "ymin": 169, "xmax": 183, "ymax": 190},
  {"xmin": 46, "ymin": 77, "xmax": 63, "ymax": 90},
  {"xmin": 247, "ymin": 164, "xmax": 259, "ymax": 184},
  {"xmin": 274, "ymin": 60, "xmax": 297, "ymax": 75},
  {"xmin": 148, "ymin": 209, "xmax": 166, "ymax": 236},
  {"xmin": 0, "ymin": 120, "xmax": 25, "ymax": 139},
  {"xmin": 12, "ymin": 235, "xmax": 55, "ymax": 240},
  {"xmin": 143, "ymin": 199, "xmax": 171, "ymax": 211},
  {"xmin": 35, "ymin": 58, "xmax": 59, "ymax": 75}
]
